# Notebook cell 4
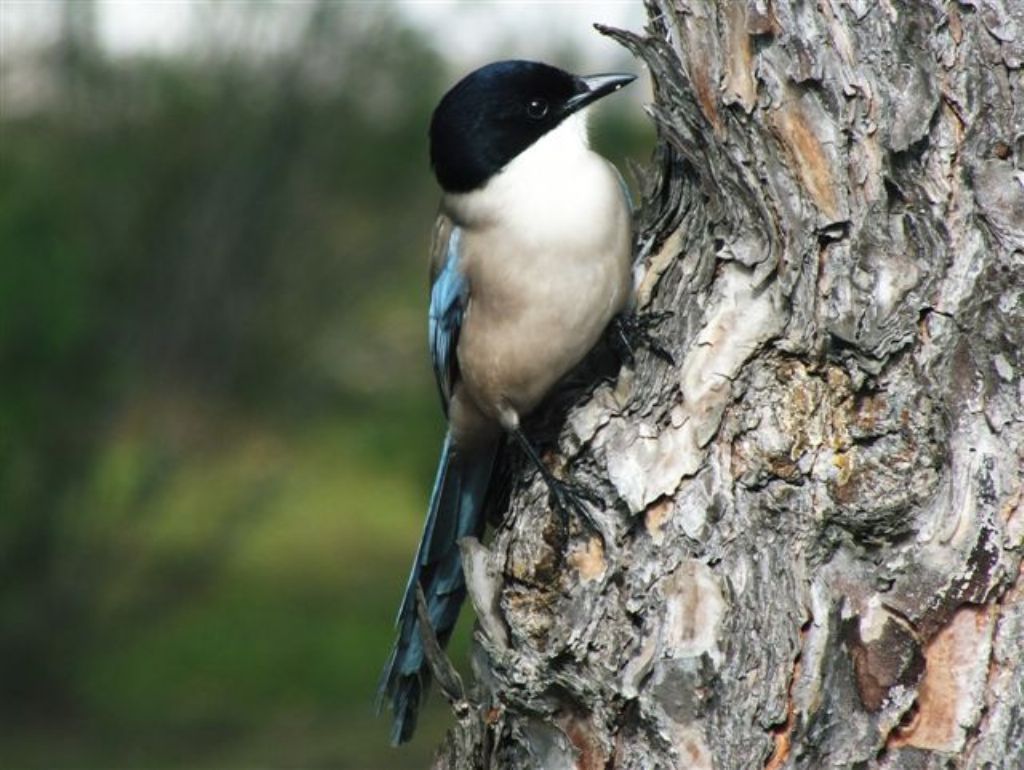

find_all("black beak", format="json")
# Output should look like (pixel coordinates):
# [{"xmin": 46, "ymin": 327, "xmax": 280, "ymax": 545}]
[{"xmin": 565, "ymin": 72, "xmax": 636, "ymax": 114}]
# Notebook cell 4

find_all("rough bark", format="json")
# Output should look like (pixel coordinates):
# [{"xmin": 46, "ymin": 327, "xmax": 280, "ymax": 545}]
[{"xmin": 433, "ymin": 1, "xmax": 1024, "ymax": 767}]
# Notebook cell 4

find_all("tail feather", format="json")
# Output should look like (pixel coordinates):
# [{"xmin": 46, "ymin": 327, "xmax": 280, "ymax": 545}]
[{"xmin": 378, "ymin": 432, "xmax": 498, "ymax": 745}]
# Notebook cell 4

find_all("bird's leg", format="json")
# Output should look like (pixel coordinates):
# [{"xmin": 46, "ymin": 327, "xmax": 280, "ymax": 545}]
[
  {"xmin": 611, "ymin": 310, "xmax": 675, "ymax": 367},
  {"xmin": 510, "ymin": 427, "xmax": 602, "ymax": 538}
]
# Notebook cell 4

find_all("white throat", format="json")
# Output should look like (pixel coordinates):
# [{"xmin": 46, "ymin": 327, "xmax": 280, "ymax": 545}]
[
  {"xmin": 444, "ymin": 111, "xmax": 598, "ymax": 229},
  {"xmin": 512, "ymin": 110, "xmax": 591, "ymax": 169}
]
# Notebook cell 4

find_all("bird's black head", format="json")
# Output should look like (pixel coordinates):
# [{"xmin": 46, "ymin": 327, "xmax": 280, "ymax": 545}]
[{"xmin": 429, "ymin": 60, "xmax": 635, "ymax": 194}]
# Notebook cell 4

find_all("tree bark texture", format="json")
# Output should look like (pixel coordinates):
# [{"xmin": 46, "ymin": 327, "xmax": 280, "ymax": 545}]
[{"xmin": 433, "ymin": 1, "xmax": 1024, "ymax": 767}]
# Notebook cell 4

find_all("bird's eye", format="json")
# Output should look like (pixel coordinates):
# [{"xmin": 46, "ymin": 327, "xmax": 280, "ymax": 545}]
[{"xmin": 526, "ymin": 99, "xmax": 549, "ymax": 119}]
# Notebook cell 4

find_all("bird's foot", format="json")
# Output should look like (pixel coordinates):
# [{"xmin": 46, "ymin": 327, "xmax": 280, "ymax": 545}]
[
  {"xmin": 511, "ymin": 427, "xmax": 607, "ymax": 544},
  {"xmin": 612, "ymin": 311, "xmax": 675, "ymax": 367},
  {"xmin": 547, "ymin": 476, "xmax": 603, "ymax": 541}
]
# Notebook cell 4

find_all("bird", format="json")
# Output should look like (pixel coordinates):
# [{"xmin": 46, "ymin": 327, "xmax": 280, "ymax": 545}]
[{"xmin": 378, "ymin": 59, "xmax": 637, "ymax": 745}]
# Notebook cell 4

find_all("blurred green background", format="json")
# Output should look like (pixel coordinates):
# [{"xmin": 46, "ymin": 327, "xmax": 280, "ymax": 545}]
[{"xmin": 0, "ymin": 2, "xmax": 651, "ymax": 767}]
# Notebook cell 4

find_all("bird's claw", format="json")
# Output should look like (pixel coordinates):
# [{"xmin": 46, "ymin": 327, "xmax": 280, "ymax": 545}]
[
  {"xmin": 511, "ymin": 426, "xmax": 607, "ymax": 546},
  {"xmin": 548, "ymin": 477, "xmax": 603, "ymax": 540},
  {"xmin": 613, "ymin": 311, "xmax": 675, "ymax": 366}
]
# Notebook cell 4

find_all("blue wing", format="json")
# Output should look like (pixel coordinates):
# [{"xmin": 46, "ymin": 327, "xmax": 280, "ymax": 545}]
[
  {"xmin": 428, "ymin": 225, "xmax": 465, "ymax": 415},
  {"xmin": 378, "ymin": 220, "xmax": 500, "ymax": 744}
]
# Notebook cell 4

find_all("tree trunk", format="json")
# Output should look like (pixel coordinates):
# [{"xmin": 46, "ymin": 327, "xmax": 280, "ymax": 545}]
[{"xmin": 431, "ymin": 1, "xmax": 1024, "ymax": 767}]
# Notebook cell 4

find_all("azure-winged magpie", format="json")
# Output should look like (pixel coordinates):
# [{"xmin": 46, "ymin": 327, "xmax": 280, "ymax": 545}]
[{"xmin": 379, "ymin": 59, "xmax": 636, "ymax": 745}]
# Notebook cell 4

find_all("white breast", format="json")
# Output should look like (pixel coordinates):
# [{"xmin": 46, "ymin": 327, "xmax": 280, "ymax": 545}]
[{"xmin": 444, "ymin": 112, "xmax": 634, "ymax": 420}]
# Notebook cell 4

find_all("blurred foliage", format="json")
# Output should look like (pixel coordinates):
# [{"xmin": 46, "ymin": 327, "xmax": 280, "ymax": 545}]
[{"xmin": 0, "ymin": 2, "xmax": 652, "ymax": 767}]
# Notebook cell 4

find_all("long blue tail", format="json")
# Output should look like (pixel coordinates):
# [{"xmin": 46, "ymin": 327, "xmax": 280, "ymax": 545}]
[{"xmin": 378, "ymin": 432, "xmax": 499, "ymax": 745}]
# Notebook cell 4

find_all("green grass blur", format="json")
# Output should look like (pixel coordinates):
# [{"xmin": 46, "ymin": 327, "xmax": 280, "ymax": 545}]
[{"xmin": 0, "ymin": 3, "xmax": 652, "ymax": 768}]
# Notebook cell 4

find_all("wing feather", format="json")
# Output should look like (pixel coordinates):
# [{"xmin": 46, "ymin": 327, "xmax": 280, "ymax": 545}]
[{"xmin": 427, "ymin": 214, "xmax": 466, "ymax": 414}]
